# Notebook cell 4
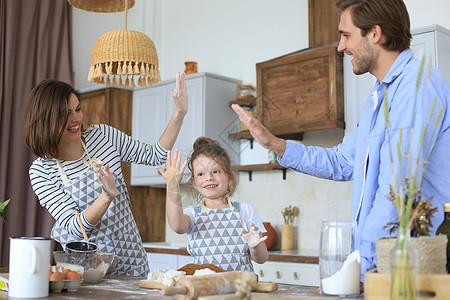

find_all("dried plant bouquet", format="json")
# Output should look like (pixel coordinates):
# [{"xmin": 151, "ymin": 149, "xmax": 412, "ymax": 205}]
[
  {"xmin": 282, "ymin": 205, "xmax": 298, "ymax": 225},
  {"xmin": 384, "ymin": 57, "xmax": 443, "ymax": 300}
]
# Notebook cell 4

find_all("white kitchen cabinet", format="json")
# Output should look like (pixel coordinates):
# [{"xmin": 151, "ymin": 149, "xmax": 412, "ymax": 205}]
[
  {"xmin": 344, "ymin": 24, "xmax": 450, "ymax": 133},
  {"xmin": 411, "ymin": 24, "xmax": 450, "ymax": 81},
  {"xmin": 131, "ymin": 72, "xmax": 241, "ymax": 186},
  {"xmin": 252, "ymin": 261, "xmax": 319, "ymax": 287},
  {"xmin": 146, "ymin": 253, "xmax": 194, "ymax": 272}
]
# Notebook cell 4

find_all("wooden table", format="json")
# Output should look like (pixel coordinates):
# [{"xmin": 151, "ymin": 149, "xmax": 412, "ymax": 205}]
[{"xmin": 0, "ymin": 274, "xmax": 363, "ymax": 299}]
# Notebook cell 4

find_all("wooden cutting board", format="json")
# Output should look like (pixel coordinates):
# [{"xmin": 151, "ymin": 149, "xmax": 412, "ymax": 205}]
[
  {"xmin": 138, "ymin": 280, "xmax": 169, "ymax": 289},
  {"xmin": 138, "ymin": 279, "xmax": 278, "ymax": 292},
  {"xmin": 198, "ymin": 294, "xmax": 329, "ymax": 299}
]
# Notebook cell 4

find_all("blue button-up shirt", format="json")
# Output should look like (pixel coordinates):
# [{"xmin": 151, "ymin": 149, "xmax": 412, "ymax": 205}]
[{"xmin": 278, "ymin": 49, "xmax": 450, "ymax": 280}]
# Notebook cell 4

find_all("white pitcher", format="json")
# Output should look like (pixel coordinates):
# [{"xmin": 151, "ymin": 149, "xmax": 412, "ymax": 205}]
[{"xmin": 9, "ymin": 237, "xmax": 51, "ymax": 298}]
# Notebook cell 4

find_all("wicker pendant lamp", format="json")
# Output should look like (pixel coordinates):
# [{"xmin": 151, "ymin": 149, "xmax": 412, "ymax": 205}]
[
  {"xmin": 68, "ymin": 0, "xmax": 135, "ymax": 13},
  {"xmin": 85, "ymin": 1, "xmax": 161, "ymax": 87}
]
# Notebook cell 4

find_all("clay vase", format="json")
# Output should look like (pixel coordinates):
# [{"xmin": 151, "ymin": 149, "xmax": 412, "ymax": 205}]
[
  {"xmin": 184, "ymin": 61, "xmax": 198, "ymax": 75},
  {"xmin": 262, "ymin": 222, "xmax": 278, "ymax": 250}
]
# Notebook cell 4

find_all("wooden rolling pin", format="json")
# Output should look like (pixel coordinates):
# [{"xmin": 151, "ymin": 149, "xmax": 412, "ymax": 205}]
[{"xmin": 161, "ymin": 271, "xmax": 277, "ymax": 300}]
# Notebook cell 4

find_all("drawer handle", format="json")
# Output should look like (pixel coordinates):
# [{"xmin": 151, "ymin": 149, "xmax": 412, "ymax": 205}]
[
  {"xmin": 293, "ymin": 272, "xmax": 299, "ymax": 280},
  {"xmin": 259, "ymin": 270, "xmax": 264, "ymax": 277},
  {"xmin": 276, "ymin": 271, "xmax": 281, "ymax": 279}
]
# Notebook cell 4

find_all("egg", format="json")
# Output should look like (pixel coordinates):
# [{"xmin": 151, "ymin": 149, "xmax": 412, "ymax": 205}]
[
  {"xmin": 96, "ymin": 255, "xmax": 103, "ymax": 267},
  {"xmin": 64, "ymin": 268, "xmax": 71, "ymax": 275},
  {"xmin": 65, "ymin": 270, "xmax": 81, "ymax": 280},
  {"xmin": 49, "ymin": 265, "xmax": 59, "ymax": 279},
  {"xmin": 50, "ymin": 271, "xmax": 65, "ymax": 281}
]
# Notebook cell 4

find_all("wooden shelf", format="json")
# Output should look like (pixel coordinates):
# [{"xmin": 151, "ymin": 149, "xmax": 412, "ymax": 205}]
[
  {"xmin": 229, "ymin": 96, "xmax": 256, "ymax": 107},
  {"xmin": 229, "ymin": 131, "xmax": 304, "ymax": 149},
  {"xmin": 232, "ymin": 163, "xmax": 287, "ymax": 181},
  {"xmin": 229, "ymin": 131, "xmax": 252, "ymax": 139},
  {"xmin": 232, "ymin": 162, "xmax": 284, "ymax": 171},
  {"xmin": 229, "ymin": 131, "xmax": 304, "ymax": 141}
]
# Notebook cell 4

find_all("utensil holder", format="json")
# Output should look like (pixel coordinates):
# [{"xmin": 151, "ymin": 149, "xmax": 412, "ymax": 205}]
[{"xmin": 281, "ymin": 224, "xmax": 293, "ymax": 250}]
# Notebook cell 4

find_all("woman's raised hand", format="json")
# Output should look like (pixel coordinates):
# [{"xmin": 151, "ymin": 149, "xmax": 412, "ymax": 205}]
[
  {"xmin": 95, "ymin": 163, "xmax": 116, "ymax": 201},
  {"xmin": 242, "ymin": 223, "xmax": 268, "ymax": 248},
  {"xmin": 172, "ymin": 72, "xmax": 188, "ymax": 118},
  {"xmin": 156, "ymin": 150, "xmax": 187, "ymax": 186}
]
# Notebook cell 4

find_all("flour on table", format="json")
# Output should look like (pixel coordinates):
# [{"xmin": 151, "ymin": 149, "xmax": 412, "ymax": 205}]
[
  {"xmin": 193, "ymin": 268, "xmax": 216, "ymax": 276},
  {"xmin": 147, "ymin": 269, "xmax": 186, "ymax": 286}
]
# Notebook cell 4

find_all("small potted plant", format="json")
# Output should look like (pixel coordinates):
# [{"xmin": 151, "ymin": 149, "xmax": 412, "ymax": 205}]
[{"xmin": 0, "ymin": 198, "xmax": 10, "ymax": 223}]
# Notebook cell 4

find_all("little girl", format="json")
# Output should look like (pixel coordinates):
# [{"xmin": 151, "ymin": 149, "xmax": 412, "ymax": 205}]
[{"xmin": 156, "ymin": 137, "xmax": 268, "ymax": 271}]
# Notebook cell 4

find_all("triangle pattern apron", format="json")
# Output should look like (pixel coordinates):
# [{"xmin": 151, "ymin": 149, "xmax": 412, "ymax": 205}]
[
  {"xmin": 187, "ymin": 201, "xmax": 253, "ymax": 271},
  {"xmin": 51, "ymin": 142, "xmax": 149, "ymax": 277}
]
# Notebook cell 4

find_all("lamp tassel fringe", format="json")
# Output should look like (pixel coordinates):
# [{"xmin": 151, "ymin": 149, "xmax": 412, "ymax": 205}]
[{"xmin": 88, "ymin": 61, "xmax": 160, "ymax": 87}]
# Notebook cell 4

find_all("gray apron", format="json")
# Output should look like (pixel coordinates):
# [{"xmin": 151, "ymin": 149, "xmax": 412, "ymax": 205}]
[
  {"xmin": 187, "ymin": 201, "xmax": 253, "ymax": 271},
  {"xmin": 52, "ymin": 142, "xmax": 149, "ymax": 277}
]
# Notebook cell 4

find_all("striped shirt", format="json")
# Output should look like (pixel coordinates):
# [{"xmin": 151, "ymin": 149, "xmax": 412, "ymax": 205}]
[{"xmin": 29, "ymin": 124, "xmax": 167, "ymax": 238}]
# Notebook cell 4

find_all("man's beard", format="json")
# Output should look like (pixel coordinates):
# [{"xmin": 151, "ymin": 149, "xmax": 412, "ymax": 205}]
[{"xmin": 353, "ymin": 37, "xmax": 374, "ymax": 75}]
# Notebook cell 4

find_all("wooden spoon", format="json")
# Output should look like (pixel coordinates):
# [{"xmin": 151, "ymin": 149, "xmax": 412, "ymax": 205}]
[{"xmin": 75, "ymin": 211, "xmax": 89, "ymax": 240}]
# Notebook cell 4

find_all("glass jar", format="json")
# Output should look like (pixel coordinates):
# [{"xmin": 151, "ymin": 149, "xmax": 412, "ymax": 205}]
[
  {"xmin": 319, "ymin": 221, "xmax": 360, "ymax": 297},
  {"xmin": 389, "ymin": 226, "xmax": 418, "ymax": 300}
]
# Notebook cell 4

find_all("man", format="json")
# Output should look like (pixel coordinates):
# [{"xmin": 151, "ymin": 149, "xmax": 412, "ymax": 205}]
[{"xmin": 233, "ymin": 0, "xmax": 450, "ymax": 280}]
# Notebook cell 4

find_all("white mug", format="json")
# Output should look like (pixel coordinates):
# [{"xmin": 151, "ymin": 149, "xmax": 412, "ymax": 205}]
[{"xmin": 9, "ymin": 237, "xmax": 51, "ymax": 298}]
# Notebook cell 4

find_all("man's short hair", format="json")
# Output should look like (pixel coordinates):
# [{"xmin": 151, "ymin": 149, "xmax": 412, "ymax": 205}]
[{"xmin": 336, "ymin": 0, "xmax": 412, "ymax": 52}]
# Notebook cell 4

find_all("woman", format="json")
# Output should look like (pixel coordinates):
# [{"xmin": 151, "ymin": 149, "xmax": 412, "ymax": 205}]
[{"xmin": 23, "ymin": 73, "xmax": 188, "ymax": 277}]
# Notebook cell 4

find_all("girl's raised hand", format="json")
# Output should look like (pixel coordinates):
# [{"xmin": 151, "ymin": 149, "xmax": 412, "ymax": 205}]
[
  {"xmin": 95, "ymin": 163, "xmax": 116, "ymax": 201},
  {"xmin": 156, "ymin": 150, "xmax": 187, "ymax": 186},
  {"xmin": 172, "ymin": 72, "xmax": 188, "ymax": 117},
  {"xmin": 242, "ymin": 223, "xmax": 268, "ymax": 248}
]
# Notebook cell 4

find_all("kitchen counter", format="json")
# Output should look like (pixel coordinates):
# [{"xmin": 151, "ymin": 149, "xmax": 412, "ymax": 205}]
[
  {"xmin": 0, "ymin": 274, "xmax": 362, "ymax": 299},
  {"xmin": 144, "ymin": 243, "xmax": 319, "ymax": 264}
]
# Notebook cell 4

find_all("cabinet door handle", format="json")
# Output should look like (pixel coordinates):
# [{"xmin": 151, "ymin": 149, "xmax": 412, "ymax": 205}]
[
  {"xmin": 293, "ymin": 272, "xmax": 299, "ymax": 280},
  {"xmin": 276, "ymin": 271, "xmax": 281, "ymax": 279},
  {"xmin": 259, "ymin": 270, "xmax": 264, "ymax": 277}
]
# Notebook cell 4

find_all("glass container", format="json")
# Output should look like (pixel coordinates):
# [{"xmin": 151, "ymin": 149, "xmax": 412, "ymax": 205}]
[{"xmin": 319, "ymin": 221, "xmax": 360, "ymax": 297}]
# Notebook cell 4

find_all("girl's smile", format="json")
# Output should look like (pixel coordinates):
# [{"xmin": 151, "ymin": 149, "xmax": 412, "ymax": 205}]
[{"xmin": 191, "ymin": 155, "xmax": 232, "ymax": 206}]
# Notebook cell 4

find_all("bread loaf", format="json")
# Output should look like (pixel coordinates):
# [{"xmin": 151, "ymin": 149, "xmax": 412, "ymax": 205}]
[{"xmin": 177, "ymin": 264, "xmax": 226, "ymax": 275}]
